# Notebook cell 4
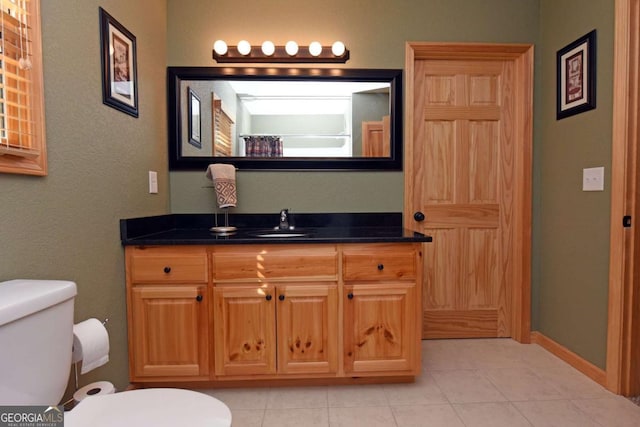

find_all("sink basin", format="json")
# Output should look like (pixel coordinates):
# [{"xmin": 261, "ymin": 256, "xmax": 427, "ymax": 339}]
[
  {"xmin": 250, "ymin": 229, "xmax": 312, "ymax": 238},
  {"xmin": 254, "ymin": 232, "xmax": 309, "ymax": 238}
]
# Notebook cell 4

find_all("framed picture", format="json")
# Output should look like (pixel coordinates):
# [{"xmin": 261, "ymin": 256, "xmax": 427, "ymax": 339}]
[
  {"xmin": 556, "ymin": 30, "xmax": 596, "ymax": 120},
  {"xmin": 187, "ymin": 87, "xmax": 202, "ymax": 148},
  {"xmin": 99, "ymin": 8, "xmax": 138, "ymax": 117}
]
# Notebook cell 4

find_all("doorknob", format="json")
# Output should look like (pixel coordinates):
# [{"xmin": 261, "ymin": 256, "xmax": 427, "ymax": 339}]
[{"xmin": 413, "ymin": 211, "xmax": 425, "ymax": 222}]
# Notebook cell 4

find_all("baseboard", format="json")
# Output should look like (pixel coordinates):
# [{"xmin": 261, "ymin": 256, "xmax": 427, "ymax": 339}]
[{"xmin": 530, "ymin": 331, "xmax": 606, "ymax": 387}]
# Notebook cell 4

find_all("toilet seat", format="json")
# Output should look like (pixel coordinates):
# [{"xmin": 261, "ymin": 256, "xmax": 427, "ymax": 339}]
[{"xmin": 64, "ymin": 388, "xmax": 231, "ymax": 427}]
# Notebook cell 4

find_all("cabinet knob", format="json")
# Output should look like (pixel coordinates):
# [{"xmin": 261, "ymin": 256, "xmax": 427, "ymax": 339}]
[
  {"xmin": 347, "ymin": 293, "xmax": 354, "ymax": 300},
  {"xmin": 377, "ymin": 263, "xmax": 384, "ymax": 271},
  {"xmin": 279, "ymin": 294, "xmax": 285, "ymax": 301},
  {"xmin": 414, "ymin": 211, "xmax": 425, "ymax": 222},
  {"xmin": 163, "ymin": 266, "xmax": 171, "ymax": 274},
  {"xmin": 265, "ymin": 294, "xmax": 272, "ymax": 301},
  {"xmin": 196, "ymin": 295, "xmax": 203, "ymax": 302}
]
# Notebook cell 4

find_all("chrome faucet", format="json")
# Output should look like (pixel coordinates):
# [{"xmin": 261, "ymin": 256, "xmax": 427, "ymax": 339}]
[{"xmin": 278, "ymin": 209, "xmax": 291, "ymax": 230}]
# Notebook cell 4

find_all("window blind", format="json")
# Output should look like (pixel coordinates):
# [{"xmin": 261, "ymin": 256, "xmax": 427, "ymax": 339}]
[{"xmin": 0, "ymin": 0, "xmax": 46, "ymax": 175}]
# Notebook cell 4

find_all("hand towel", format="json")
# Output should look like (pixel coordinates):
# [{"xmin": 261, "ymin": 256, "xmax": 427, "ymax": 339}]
[{"xmin": 206, "ymin": 163, "xmax": 237, "ymax": 208}]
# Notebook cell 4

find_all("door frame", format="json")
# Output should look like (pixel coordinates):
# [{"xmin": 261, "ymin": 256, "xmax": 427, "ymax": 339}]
[
  {"xmin": 404, "ymin": 42, "xmax": 534, "ymax": 343},
  {"xmin": 606, "ymin": 0, "xmax": 640, "ymax": 396}
]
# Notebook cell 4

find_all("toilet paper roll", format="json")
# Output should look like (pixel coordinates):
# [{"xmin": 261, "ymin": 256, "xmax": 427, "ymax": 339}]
[
  {"xmin": 73, "ymin": 381, "xmax": 115, "ymax": 403},
  {"xmin": 72, "ymin": 318, "xmax": 110, "ymax": 374}
]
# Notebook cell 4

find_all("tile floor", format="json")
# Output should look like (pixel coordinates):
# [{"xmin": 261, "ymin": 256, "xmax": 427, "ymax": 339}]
[{"xmin": 199, "ymin": 338, "xmax": 640, "ymax": 427}]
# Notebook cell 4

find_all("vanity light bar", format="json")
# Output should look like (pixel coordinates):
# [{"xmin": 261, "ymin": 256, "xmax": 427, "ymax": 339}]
[{"xmin": 212, "ymin": 40, "xmax": 350, "ymax": 63}]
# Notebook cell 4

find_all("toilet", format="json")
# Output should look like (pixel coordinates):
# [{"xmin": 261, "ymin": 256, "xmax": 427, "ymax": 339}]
[{"xmin": 0, "ymin": 280, "xmax": 231, "ymax": 426}]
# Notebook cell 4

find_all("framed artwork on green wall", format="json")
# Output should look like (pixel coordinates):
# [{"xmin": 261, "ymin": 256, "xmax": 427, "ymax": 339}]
[
  {"xmin": 556, "ymin": 30, "xmax": 597, "ymax": 120},
  {"xmin": 99, "ymin": 7, "xmax": 139, "ymax": 118}
]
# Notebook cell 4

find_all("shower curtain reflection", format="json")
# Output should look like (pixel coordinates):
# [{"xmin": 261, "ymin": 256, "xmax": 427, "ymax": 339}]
[{"xmin": 244, "ymin": 136, "xmax": 284, "ymax": 157}]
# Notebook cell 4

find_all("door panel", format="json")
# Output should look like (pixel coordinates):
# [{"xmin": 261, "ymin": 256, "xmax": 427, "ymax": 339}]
[{"xmin": 413, "ymin": 59, "xmax": 512, "ymax": 338}]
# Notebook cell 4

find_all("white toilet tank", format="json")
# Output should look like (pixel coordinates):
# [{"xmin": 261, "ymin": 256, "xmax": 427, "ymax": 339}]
[{"xmin": 0, "ymin": 279, "xmax": 77, "ymax": 405}]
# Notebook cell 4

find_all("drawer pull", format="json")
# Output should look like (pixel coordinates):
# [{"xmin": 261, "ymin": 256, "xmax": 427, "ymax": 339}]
[
  {"xmin": 163, "ymin": 266, "xmax": 171, "ymax": 274},
  {"xmin": 347, "ymin": 293, "xmax": 354, "ymax": 300},
  {"xmin": 265, "ymin": 294, "xmax": 272, "ymax": 301},
  {"xmin": 377, "ymin": 264, "xmax": 384, "ymax": 271},
  {"xmin": 196, "ymin": 295, "xmax": 203, "ymax": 302},
  {"xmin": 279, "ymin": 294, "xmax": 285, "ymax": 301}
]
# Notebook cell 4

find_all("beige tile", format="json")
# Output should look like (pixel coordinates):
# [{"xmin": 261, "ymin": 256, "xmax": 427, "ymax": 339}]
[
  {"xmin": 262, "ymin": 407, "xmax": 329, "ymax": 427},
  {"xmin": 454, "ymin": 402, "xmax": 532, "ymax": 427},
  {"xmin": 227, "ymin": 409, "xmax": 264, "ymax": 427},
  {"xmin": 483, "ymin": 367, "xmax": 565, "ymax": 401},
  {"xmin": 392, "ymin": 404, "xmax": 465, "ymax": 427},
  {"xmin": 422, "ymin": 339, "xmax": 475, "ymax": 370},
  {"xmin": 200, "ymin": 388, "xmax": 268, "ymax": 410},
  {"xmin": 329, "ymin": 406, "xmax": 397, "ymax": 427},
  {"xmin": 266, "ymin": 386, "xmax": 327, "ymax": 409},
  {"xmin": 535, "ymin": 365, "xmax": 612, "ymax": 399},
  {"xmin": 383, "ymin": 372, "xmax": 449, "ymax": 406},
  {"xmin": 430, "ymin": 369, "xmax": 507, "ymax": 403},
  {"xmin": 327, "ymin": 384, "xmax": 388, "ymax": 407},
  {"xmin": 513, "ymin": 400, "xmax": 601, "ymax": 427},
  {"xmin": 571, "ymin": 396, "xmax": 640, "ymax": 427}
]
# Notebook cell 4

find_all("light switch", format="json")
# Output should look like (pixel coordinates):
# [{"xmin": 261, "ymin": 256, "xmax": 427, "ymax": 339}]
[
  {"xmin": 582, "ymin": 167, "xmax": 604, "ymax": 191},
  {"xmin": 148, "ymin": 171, "xmax": 158, "ymax": 194}
]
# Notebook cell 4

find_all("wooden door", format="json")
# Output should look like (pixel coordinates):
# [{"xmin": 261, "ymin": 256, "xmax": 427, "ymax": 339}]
[
  {"xmin": 130, "ymin": 285, "xmax": 209, "ymax": 378},
  {"xmin": 213, "ymin": 284, "xmax": 276, "ymax": 376},
  {"xmin": 343, "ymin": 283, "xmax": 416, "ymax": 374},
  {"xmin": 362, "ymin": 115, "xmax": 391, "ymax": 157},
  {"xmin": 276, "ymin": 283, "xmax": 338, "ymax": 375},
  {"xmin": 406, "ymin": 44, "xmax": 533, "ymax": 341}
]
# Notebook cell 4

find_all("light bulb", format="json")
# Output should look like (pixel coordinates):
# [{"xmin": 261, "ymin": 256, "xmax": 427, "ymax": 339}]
[
  {"xmin": 261, "ymin": 41, "xmax": 275, "ymax": 56},
  {"xmin": 309, "ymin": 41, "xmax": 322, "ymax": 57},
  {"xmin": 237, "ymin": 40, "xmax": 252, "ymax": 56},
  {"xmin": 285, "ymin": 41, "xmax": 299, "ymax": 56},
  {"xmin": 213, "ymin": 40, "xmax": 228, "ymax": 55},
  {"xmin": 331, "ymin": 41, "xmax": 346, "ymax": 56}
]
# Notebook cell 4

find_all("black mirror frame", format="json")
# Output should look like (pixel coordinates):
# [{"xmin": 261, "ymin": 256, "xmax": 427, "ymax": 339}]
[{"xmin": 167, "ymin": 67, "xmax": 403, "ymax": 171}]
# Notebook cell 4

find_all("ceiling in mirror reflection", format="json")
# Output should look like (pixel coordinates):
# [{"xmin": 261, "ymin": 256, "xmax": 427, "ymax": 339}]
[{"xmin": 232, "ymin": 81, "xmax": 390, "ymax": 115}]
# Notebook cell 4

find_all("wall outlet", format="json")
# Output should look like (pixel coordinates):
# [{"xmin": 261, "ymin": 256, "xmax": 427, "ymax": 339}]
[
  {"xmin": 148, "ymin": 171, "xmax": 158, "ymax": 194},
  {"xmin": 582, "ymin": 167, "xmax": 604, "ymax": 191}
]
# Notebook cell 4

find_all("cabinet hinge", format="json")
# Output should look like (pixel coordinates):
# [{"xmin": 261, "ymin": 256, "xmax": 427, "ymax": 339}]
[{"xmin": 623, "ymin": 215, "xmax": 632, "ymax": 228}]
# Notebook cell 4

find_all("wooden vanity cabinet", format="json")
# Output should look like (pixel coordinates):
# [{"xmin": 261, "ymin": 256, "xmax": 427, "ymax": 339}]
[
  {"xmin": 125, "ymin": 242, "xmax": 422, "ymax": 385},
  {"xmin": 342, "ymin": 243, "xmax": 421, "ymax": 376},
  {"xmin": 126, "ymin": 246, "xmax": 210, "ymax": 381},
  {"xmin": 211, "ymin": 245, "xmax": 339, "ymax": 379}
]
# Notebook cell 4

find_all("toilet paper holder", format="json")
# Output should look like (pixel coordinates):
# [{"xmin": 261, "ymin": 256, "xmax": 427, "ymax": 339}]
[
  {"xmin": 63, "ymin": 318, "xmax": 109, "ymax": 409},
  {"xmin": 72, "ymin": 318, "xmax": 109, "ymax": 390}
]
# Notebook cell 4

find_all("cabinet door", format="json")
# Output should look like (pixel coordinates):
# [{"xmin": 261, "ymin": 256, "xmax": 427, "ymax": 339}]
[
  {"xmin": 130, "ymin": 285, "xmax": 209, "ymax": 379},
  {"xmin": 344, "ymin": 283, "xmax": 417, "ymax": 374},
  {"xmin": 213, "ymin": 285, "xmax": 276, "ymax": 376},
  {"xmin": 276, "ymin": 284, "xmax": 338, "ymax": 375}
]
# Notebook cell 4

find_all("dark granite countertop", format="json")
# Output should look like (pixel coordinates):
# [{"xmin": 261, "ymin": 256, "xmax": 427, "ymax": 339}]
[{"xmin": 120, "ymin": 213, "xmax": 432, "ymax": 246}]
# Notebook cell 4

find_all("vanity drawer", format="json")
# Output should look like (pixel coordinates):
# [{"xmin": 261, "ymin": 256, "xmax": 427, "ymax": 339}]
[
  {"xmin": 212, "ymin": 245, "xmax": 338, "ymax": 282},
  {"xmin": 343, "ymin": 244, "xmax": 416, "ymax": 281},
  {"xmin": 128, "ymin": 246, "xmax": 208, "ymax": 284}
]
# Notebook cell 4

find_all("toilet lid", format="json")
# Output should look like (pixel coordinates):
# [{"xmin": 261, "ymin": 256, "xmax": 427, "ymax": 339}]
[{"xmin": 65, "ymin": 388, "xmax": 231, "ymax": 427}]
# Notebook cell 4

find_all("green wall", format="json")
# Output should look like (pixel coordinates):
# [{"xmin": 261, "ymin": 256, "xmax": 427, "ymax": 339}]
[
  {"xmin": 167, "ymin": 0, "xmax": 540, "ymax": 214},
  {"xmin": 0, "ymin": 0, "xmax": 168, "ymax": 394},
  {"xmin": 536, "ymin": 0, "xmax": 614, "ymax": 368},
  {"xmin": 0, "ymin": 0, "xmax": 616, "ymax": 399}
]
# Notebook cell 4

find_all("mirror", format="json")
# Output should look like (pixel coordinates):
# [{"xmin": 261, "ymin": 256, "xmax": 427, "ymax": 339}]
[{"xmin": 168, "ymin": 67, "xmax": 403, "ymax": 170}]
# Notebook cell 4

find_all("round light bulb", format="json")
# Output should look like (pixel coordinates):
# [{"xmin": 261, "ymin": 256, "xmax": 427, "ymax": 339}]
[
  {"xmin": 309, "ymin": 41, "xmax": 322, "ymax": 57},
  {"xmin": 261, "ymin": 41, "xmax": 275, "ymax": 56},
  {"xmin": 331, "ymin": 41, "xmax": 346, "ymax": 57},
  {"xmin": 213, "ymin": 40, "xmax": 228, "ymax": 55},
  {"xmin": 285, "ymin": 41, "xmax": 299, "ymax": 56},
  {"xmin": 237, "ymin": 40, "xmax": 252, "ymax": 56}
]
